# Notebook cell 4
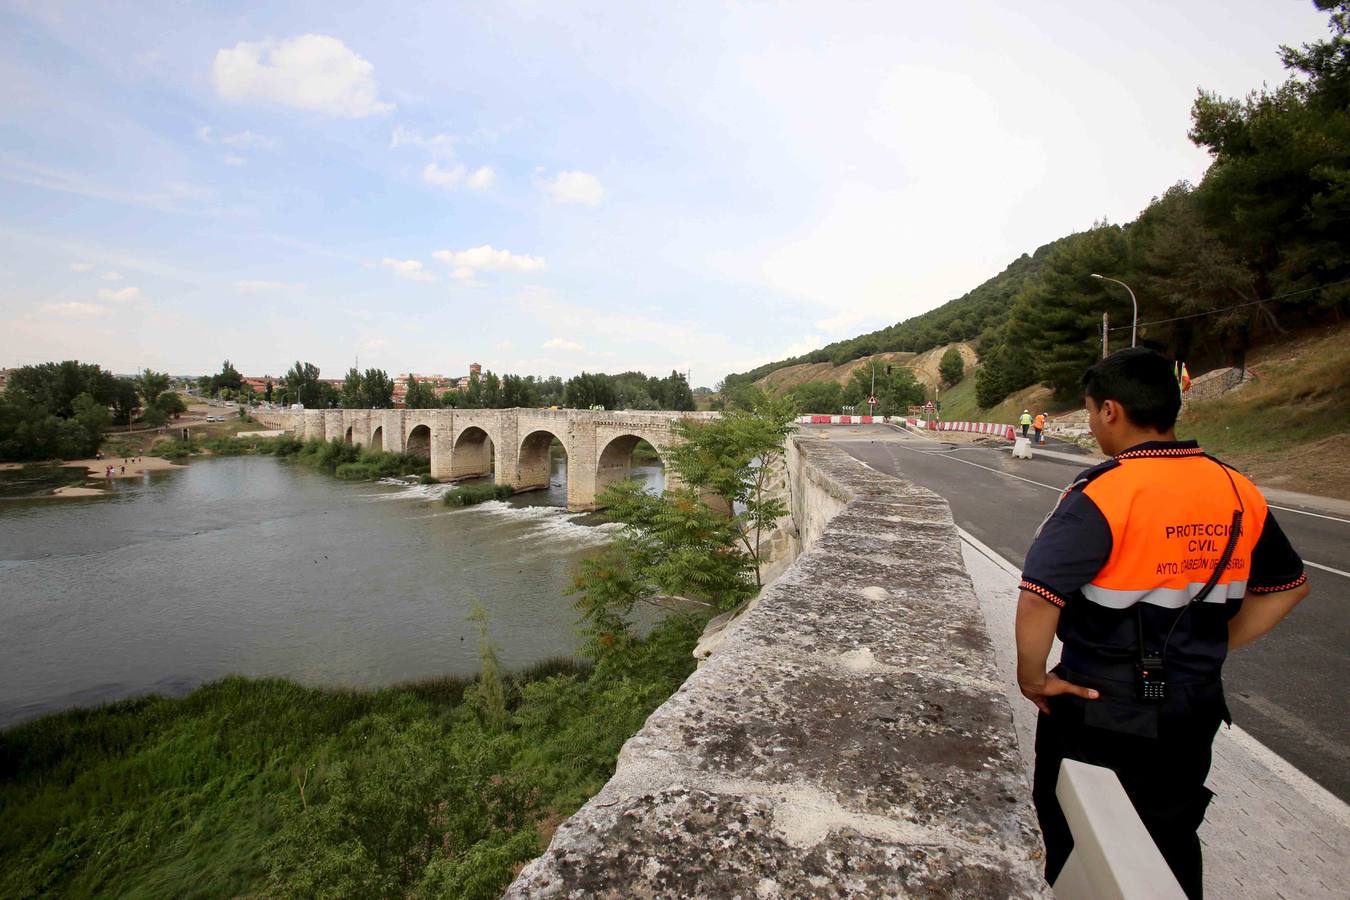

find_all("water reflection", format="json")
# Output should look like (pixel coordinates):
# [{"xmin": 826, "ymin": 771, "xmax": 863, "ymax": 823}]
[{"xmin": 0, "ymin": 453, "xmax": 664, "ymax": 728}]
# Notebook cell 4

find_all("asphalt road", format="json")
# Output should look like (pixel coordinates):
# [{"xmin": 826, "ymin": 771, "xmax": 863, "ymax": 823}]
[{"xmin": 802, "ymin": 423, "xmax": 1350, "ymax": 802}]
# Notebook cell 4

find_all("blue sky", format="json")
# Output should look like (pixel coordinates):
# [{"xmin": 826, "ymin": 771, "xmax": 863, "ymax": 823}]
[{"xmin": 0, "ymin": 0, "xmax": 1331, "ymax": 385}]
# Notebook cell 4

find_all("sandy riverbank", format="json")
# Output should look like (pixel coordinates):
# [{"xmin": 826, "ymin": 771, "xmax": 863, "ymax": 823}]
[{"xmin": 70, "ymin": 456, "xmax": 186, "ymax": 480}]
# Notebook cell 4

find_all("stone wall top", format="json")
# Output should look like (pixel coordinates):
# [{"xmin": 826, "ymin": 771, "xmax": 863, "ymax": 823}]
[{"xmin": 507, "ymin": 435, "xmax": 1048, "ymax": 898}]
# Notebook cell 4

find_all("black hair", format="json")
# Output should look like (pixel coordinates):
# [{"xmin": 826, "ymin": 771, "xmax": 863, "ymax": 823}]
[{"xmin": 1080, "ymin": 348, "xmax": 1181, "ymax": 432}]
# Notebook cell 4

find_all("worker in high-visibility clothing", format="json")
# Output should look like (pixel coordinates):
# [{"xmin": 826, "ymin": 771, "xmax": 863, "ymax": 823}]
[
  {"xmin": 1033, "ymin": 412, "xmax": 1047, "ymax": 443},
  {"xmin": 1016, "ymin": 349, "xmax": 1308, "ymax": 898},
  {"xmin": 1019, "ymin": 409, "xmax": 1033, "ymax": 437}
]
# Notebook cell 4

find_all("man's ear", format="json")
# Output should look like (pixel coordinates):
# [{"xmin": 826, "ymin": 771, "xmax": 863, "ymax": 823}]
[{"xmin": 1099, "ymin": 399, "xmax": 1120, "ymax": 425}]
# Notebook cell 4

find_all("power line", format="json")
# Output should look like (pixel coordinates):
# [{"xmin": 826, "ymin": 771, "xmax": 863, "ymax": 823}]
[{"xmin": 1106, "ymin": 276, "xmax": 1350, "ymax": 332}]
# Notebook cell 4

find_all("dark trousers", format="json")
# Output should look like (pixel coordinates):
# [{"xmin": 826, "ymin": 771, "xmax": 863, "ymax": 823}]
[
  {"xmin": 1021, "ymin": 424, "xmax": 1029, "ymax": 436},
  {"xmin": 1032, "ymin": 676, "xmax": 1224, "ymax": 899}
]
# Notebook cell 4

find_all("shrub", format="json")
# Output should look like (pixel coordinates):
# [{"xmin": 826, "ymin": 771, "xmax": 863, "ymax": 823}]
[{"xmin": 443, "ymin": 483, "xmax": 513, "ymax": 507}]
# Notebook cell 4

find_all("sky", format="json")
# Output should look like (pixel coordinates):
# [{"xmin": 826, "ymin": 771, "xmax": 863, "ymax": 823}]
[{"xmin": 0, "ymin": 0, "xmax": 1333, "ymax": 385}]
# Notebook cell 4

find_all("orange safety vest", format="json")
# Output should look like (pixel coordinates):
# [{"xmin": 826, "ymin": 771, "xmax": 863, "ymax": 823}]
[
  {"xmin": 1033, "ymin": 414, "xmax": 1046, "ymax": 430},
  {"xmin": 1078, "ymin": 446, "xmax": 1268, "ymax": 609}
]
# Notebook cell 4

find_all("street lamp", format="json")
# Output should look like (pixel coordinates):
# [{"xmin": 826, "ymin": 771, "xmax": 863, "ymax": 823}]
[{"xmin": 1091, "ymin": 274, "xmax": 1138, "ymax": 348}]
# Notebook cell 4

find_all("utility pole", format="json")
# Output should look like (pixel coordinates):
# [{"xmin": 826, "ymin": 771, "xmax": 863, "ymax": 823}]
[
  {"xmin": 1102, "ymin": 311, "xmax": 1109, "ymax": 359},
  {"xmin": 1092, "ymin": 274, "xmax": 1138, "ymax": 347},
  {"xmin": 869, "ymin": 361, "xmax": 876, "ymax": 417}
]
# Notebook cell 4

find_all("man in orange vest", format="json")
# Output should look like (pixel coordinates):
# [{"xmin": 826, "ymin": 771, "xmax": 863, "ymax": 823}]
[
  {"xmin": 1033, "ymin": 412, "xmax": 1047, "ymax": 443},
  {"xmin": 1016, "ymin": 348, "xmax": 1308, "ymax": 898}
]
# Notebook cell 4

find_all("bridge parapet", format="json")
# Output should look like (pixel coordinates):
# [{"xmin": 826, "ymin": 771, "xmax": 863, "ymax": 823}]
[{"xmin": 506, "ymin": 435, "xmax": 1048, "ymax": 897}]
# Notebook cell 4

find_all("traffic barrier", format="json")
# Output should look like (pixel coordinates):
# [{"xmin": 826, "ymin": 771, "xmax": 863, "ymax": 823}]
[{"xmin": 1052, "ymin": 759, "xmax": 1185, "ymax": 899}]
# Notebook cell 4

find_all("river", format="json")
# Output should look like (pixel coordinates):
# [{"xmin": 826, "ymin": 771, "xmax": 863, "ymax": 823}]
[{"xmin": 0, "ymin": 455, "xmax": 661, "ymax": 729}]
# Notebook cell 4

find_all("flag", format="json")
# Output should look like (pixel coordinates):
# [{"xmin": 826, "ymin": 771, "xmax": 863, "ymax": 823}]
[{"xmin": 1181, "ymin": 362, "xmax": 1192, "ymax": 392}]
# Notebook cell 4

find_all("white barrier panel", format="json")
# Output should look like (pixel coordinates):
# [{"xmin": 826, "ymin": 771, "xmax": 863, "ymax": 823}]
[{"xmin": 1053, "ymin": 759, "xmax": 1185, "ymax": 900}]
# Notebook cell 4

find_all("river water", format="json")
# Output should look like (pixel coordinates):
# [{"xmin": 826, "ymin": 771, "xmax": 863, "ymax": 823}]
[{"xmin": 0, "ymin": 455, "xmax": 661, "ymax": 729}]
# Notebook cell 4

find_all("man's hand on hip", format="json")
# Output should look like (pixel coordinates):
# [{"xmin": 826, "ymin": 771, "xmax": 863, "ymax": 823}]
[{"xmin": 1019, "ymin": 672, "xmax": 1099, "ymax": 715}]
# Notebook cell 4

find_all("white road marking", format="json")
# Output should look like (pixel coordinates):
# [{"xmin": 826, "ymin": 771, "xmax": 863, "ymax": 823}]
[
  {"xmin": 1304, "ymin": 560, "xmax": 1350, "ymax": 579},
  {"xmin": 1268, "ymin": 504, "xmax": 1350, "ymax": 525}
]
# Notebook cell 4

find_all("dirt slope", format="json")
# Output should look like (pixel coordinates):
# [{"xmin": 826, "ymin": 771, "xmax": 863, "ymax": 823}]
[{"xmin": 755, "ymin": 343, "xmax": 977, "ymax": 394}]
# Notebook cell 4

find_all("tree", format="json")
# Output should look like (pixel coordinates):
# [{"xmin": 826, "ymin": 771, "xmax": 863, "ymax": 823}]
[
  {"xmin": 665, "ymin": 393, "xmax": 798, "ymax": 588},
  {"xmin": 136, "ymin": 369, "xmax": 171, "ymax": 409},
  {"xmin": 202, "ymin": 360, "xmax": 244, "ymax": 398},
  {"xmin": 939, "ymin": 347, "xmax": 965, "ymax": 385},
  {"xmin": 155, "ymin": 391, "xmax": 186, "ymax": 418},
  {"xmin": 284, "ymin": 361, "xmax": 324, "ymax": 409},
  {"xmin": 141, "ymin": 405, "xmax": 168, "ymax": 428},
  {"xmin": 363, "ymin": 369, "xmax": 394, "ymax": 408},
  {"xmin": 841, "ymin": 363, "xmax": 924, "ymax": 414},
  {"xmin": 566, "ymin": 394, "xmax": 796, "ymax": 665},
  {"xmin": 404, "ymin": 376, "xmax": 440, "ymax": 409},
  {"xmin": 107, "ymin": 379, "xmax": 140, "ymax": 426},
  {"xmin": 340, "ymin": 368, "xmax": 364, "ymax": 408},
  {"xmin": 786, "ymin": 379, "xmax": 843, "ymax": 414}
]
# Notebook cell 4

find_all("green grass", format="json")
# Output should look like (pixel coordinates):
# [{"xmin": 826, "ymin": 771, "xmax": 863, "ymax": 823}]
[
  {"xmin": 444, "ymin": 482, "xmax": 514, "ymax": 506},
  {"xmin": 1177, "ymin": 334, "xmax": 1350, "ymax": 459},
  {"xmin": 0, "ymin": 615, "xmax": 703, "ymax": 899}
]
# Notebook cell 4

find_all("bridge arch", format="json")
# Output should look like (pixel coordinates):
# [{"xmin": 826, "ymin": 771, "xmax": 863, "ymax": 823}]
[
  {"xmin": 370, "ymin": 425, "xmax": 384, "ymax": 452},
  {"xmin": 450, "ymin": 423, "xmax": 496, "ymax": 481},
  {"xmin": 516, "ymin": 429, "xmax": 571, "ymax": 494},
  {"xmin": 595, "ymin": 432, "xmax": 667, "ymax": 500},
  {"xmin": 344, "ymin": 425, "xmax": 354, "ymax": 444},
  {"xmin": 405, "ymin": 422, "xmax": 433, "ymax": 461}
]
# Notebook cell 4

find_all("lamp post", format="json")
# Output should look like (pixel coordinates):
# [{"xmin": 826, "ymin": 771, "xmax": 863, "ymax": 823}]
[{"xmin": 1091, "ymin": 274, "xmax": 1138, "ymax": 348}]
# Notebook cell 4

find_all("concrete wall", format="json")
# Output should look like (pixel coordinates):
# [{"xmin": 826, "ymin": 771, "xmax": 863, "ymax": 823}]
[{"xmin": 507, "ymin": 434, "xmax": 1048, "ymax": 897}]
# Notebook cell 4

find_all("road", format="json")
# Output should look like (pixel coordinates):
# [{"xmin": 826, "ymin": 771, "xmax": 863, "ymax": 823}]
[{"xmin": 801, "ymin": 423, "xmax": 1350, "ymax": 802}]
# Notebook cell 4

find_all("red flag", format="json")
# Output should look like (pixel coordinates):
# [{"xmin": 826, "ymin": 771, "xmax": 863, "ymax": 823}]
[{"xmin": 1181, "ymin": 362, "xmax": 1192, "ymax": 392}]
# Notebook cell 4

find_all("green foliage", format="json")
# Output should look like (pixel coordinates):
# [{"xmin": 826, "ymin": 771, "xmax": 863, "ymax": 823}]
[
  {"xmin": 939, "ymin": 347, "xmax": 965, "ymax": 385},
  {"xmin": 443, "ymin": 483, "xmax": 514, "ymax": 506},
  {"xmin": 785, "ymin": 379, "xmax": 843, "ymax": 414},
  {"xmin": 0, "ymin": 360, "xmax": 126, "ymax": 461},
  {"xmin": 840, "ymin": 363, "xmax": 925, "ymax": 414},
  {"xmin": 0, "ymin": 615, "xmax": 702, "ymax": 899},
  {"xmin": 404, "ymin": 375, "xmax": 441, "ymax": 409},
  {"xmin": 154, "ymin": 391, "xmax": 186, "ymax": 417},
  {"xmin": 198, "ymin": 359, "xmax": 244, "ymax": 398},
  {"xmin": 562, "ymin": 370, "xmax": 695, "ymax": 411},
  {"xmin": 341, "ymin": 368, "xmax": 397, "ymax": 409},
  {"xmin": 135, "ymin": 368, "xmax": 171, "ymax": 408}
]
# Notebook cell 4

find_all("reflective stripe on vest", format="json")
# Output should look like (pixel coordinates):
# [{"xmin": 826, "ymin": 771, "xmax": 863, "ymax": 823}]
[{"xmin": 1079, "ymin": 449, "xmax": 1268, "ymax": 610}]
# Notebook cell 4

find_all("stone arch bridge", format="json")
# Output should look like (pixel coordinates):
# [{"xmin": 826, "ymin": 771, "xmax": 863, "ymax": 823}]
[{"xmin": 251, "ymin": 407, "xmax": 716, "ymax": 511}]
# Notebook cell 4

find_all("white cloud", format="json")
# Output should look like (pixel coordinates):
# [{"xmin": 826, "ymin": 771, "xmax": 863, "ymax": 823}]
[
  {"xmin": 542, "ymin": 337, "xmax": 583, "ymax": 351},
  {"xmin": 390, "ymin": 126, "xmax": 456, "ymax": 157},
  {"xmin": 380, "ymin": 257, "xmax": 435, "ymax": 282},
  {"xmin": 814, "ymin": 311, "xmax": 868, "ymax": 335},
  {"xmin": 223, "ymin": 155, "xmax": 247, "ymax": 167},
  {"xmin": 43, "ymin": 302, "xmax": 110, "ymax": 317},
  {"xmin": 538, "ymin": 170, "xmax": 604, "ymax": 206},
  {"xmin": 235, "ymin": 280, "xmax": 299, "ymax": 291},
  {"xmin": 422, "ymin": 162, "xmax": 494, "ymax": 191},
  {"xmin": 495, "ymin": 339, "xmax": 513, "ymax": 351},
  {"xmin": 780, "ymin": 334, "xmax": 824, "ymax": 357},
  {"xmin": 101, "ymin": 270, "xmax": 122, "ymax": 281},
  {"xmin": 212, "ymin": 34, "xmax": 394, "ymax": 118},
  {"xmin": 97, "ymin": 286, "xmax": 141, "ymax": 301},
  {"xmin": 220, "ymin": 130, "xmax": 276, "ymax": 150},
  {"xmin": 69, "ymin": 261, "xmax": 94, "ymax": 272},
  {"xmin": 433, "ymin": 245, "xmax": 546, "ymax": 279}
]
